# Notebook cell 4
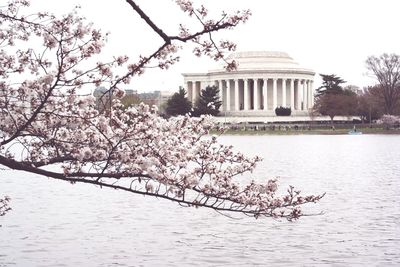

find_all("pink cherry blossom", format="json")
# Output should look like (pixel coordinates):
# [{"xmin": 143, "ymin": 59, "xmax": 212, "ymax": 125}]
[{"xmin": 0, "ymin": 0, "xmax": 324, "ymax": 220}]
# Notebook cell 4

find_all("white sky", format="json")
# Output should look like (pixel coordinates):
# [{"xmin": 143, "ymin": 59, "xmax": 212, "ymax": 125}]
[{"xmin": 28, "ymin": 0, "xmax": 400, "ymax": 92}]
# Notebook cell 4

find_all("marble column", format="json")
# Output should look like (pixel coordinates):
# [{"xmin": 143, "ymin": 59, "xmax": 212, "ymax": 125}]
[
  {"xmin": 273, "ymin": 78, "xmax": 277, "ymax": 110},
  {"xmin": 254, "ymin": 79, "xmax": 259, "ymax": 110},
  {"xmin": 303, "ymin": 80, "xmax": 308, "ymax": 110},
  {"xmin": 225, "ymin": 80, "xmax": 231, "ymax": 111},
  {"xmin": 194, "ymin": 81, "xmax": 201, "ymax": 105},
  {"xmin": 192, "ymin": 82, "xmax": 196, "ymax": 104},
  {"xmin": 263, "ymin": 78, "xmax": 268, "ymax": 110},
  {"xmin": 297, "ymin": 79, "xmax": 302, "ymax": 110},
  {"xmin": 307, "ymin": 80, "xmax": 312, "ymax": 108},
  {"xmin": 215, "ymin": 80, "xmax": 221, "ymax": 111},
  {"xmin": 290, "ymin": 79, "xmax": 295, "ymax": 109},
  {"xmin": 282, "ymin": 78, "xmax": 287, "ymax": 107},
  {"xmin": 310, "ymin": 80, "xmax": 314, "ymax": 108},
  {"xmin": 243, "ymin": 79, "xmax": 249, "ymax": 110},
  {"xmin": 234, "ymin": 79, "xmax": 239, "ymax": 111},
  {"xmin": 221, "ymin": 79, "xmax": 226, "ymax": 111},
  {"xmin": 186, "ymin": 81, "xmax": 192, "ymax": 104}
]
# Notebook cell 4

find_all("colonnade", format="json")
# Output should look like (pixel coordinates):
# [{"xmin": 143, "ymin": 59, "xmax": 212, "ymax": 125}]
[{"xmin": 186, "ymin": 77, "xmax": 314, "ymax": 112}]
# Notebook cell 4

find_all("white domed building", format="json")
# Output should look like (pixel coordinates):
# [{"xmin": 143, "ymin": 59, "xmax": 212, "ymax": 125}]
[{"xmin": 182, "ymin": 51, "xmax": 315, "ymax": 119}]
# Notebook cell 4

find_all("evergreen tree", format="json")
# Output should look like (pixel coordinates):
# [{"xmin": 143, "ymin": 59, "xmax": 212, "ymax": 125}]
[
  {"xmin": 194, "ymin": 85, "xmax": 222, "ymax": 116},
  {"xmin": 316, "ymin": 74, "xmax": 346, "ymax": 96},
  {"xmin": 165, "ymin": 87, "xmax": 192, "ymax": 116}
]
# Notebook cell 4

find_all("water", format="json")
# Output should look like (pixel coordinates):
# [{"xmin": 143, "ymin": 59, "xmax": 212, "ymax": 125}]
[{"xmin": 1, "ymin": 135, "xmax": 400, "ymax": 266}]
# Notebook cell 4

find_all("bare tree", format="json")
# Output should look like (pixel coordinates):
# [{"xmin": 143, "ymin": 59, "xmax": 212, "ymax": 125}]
[
  {"xmin": 356, "ymin": 87, "xmax": 384, "ymax": 123},
  {"xmin": 366, "ymin": 53, "xmax": 400, "ymax": 115},
  {"xmin": 0, "ymin": 0, "xmax": 323, "ymax": 220},
  {"xmin": 314, "ymin": 92, "xmax": 357, "ymax": 123}
]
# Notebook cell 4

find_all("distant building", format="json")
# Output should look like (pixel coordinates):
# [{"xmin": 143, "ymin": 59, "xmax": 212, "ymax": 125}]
[
  {"xmin": 93, "ymin": 87, "xmax": 173, "ymax": 113},
  {"xmin": 93, "ymin": 86, "xmax": 111, "ymax": 112},
  {"xmin": 93, "ymin": 86, "xmax": 109, "ymax": 97},
  {"xmin": 125, "ymin": 89, "xmax": 138, "ymax": 96},
  {"xmin": 137, "ymin": 90, "xmax": 173, "ymax": 113}
]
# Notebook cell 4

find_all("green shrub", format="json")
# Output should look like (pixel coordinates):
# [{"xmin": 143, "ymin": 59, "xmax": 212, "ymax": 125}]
[{"xmin": 275, "ymin": 106, "xmax": 291, "ymax": 116}]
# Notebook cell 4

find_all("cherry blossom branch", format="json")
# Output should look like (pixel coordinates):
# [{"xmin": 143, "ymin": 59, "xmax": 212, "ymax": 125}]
[
  {"xmin": 0, "ymin": 153, "xmax": 324, "ymax": 221},
  {"xmin": 0, "ymin": 0, "xmax": 324, "ymax": 220}
]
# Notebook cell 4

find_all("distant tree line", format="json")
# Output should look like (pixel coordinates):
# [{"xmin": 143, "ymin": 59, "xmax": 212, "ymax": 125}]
[{"xmin": 314, "ymin": 53, "xmax": 400, "ymax": 123}]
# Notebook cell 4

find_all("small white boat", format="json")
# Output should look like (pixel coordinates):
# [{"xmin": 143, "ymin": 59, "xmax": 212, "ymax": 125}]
[{"xmin": 348, "ymin": 126, "xmax": 362, "ymax": 135}]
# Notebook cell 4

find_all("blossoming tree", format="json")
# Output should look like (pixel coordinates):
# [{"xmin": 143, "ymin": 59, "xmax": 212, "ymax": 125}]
[
  {"xmin": 377, "ymin": 114, "xmax": 400, "ymax": 129},
  {"xmin": 0, "ymin": 0, "xmax": 324, "ymax": 220}
]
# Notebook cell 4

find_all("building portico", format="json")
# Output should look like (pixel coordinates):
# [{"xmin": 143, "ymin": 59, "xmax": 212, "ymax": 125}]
[{"xmin": 183, "ymin": 51, "xmax": 315, "ymax": 116}]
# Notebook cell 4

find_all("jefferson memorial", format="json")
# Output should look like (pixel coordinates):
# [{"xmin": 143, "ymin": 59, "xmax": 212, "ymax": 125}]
[{"xmin": 183, "ymin": 51, "xmax": 315, "ymax": 118}]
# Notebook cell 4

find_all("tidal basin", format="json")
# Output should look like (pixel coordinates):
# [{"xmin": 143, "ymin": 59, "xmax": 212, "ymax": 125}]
[{"xmin": 1, "ymin": 135, "xmax": 400, "ymax": 266}]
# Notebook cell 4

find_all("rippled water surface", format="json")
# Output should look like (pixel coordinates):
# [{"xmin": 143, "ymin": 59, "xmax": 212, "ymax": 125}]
[{"xmin": 1, "ymin": 135, "xmax": 400, "ymax": 266}]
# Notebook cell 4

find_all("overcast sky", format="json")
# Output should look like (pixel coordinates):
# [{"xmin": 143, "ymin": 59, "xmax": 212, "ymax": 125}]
[{"xmin": 28, "ymin": 0, "xmax": 400, "ymax": 92}]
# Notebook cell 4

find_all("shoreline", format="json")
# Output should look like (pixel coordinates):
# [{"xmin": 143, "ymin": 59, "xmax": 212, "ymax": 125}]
[{"xmin": 212, "ymin": 128, "xmax": 400, "ymax": 136}]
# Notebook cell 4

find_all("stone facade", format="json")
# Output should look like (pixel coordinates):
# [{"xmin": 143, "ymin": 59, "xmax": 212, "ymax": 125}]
[{"xmin": 182, "ymin": 51, "xmax": 315, "ymax": 116}]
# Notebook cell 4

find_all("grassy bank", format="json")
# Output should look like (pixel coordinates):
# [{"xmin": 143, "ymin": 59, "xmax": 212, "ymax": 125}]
[{"xmin": 212, "ymin": 127, "xmax": 400, "ymax": 135}]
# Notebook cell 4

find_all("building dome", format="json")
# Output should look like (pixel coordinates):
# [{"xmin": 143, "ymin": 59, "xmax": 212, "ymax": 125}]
[{"xmin": 211, "ymin": 51, "xmax": 312, "ymax": 74}]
